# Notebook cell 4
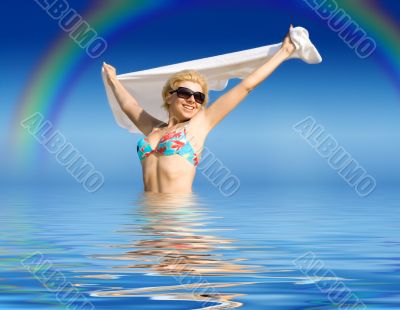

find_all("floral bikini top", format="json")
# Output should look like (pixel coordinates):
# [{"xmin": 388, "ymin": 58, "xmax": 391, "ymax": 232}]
[{"xmin": 136, "ymin": 121, "xmax": 199, "ymax": 166}]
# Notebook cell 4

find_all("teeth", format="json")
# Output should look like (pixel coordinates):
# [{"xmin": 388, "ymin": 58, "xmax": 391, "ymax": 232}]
[{"xmin": 183, "ymin": 105, "xmax": 194, "ymax": 111}]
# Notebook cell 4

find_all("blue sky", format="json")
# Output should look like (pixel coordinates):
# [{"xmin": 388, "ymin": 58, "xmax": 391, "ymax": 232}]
[{"xmin": 1, "ymin": 0, "xmax": 399, "ymax": 192}]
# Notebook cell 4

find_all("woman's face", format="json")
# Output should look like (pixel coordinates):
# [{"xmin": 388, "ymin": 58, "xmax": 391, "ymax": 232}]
[{"xmin": 166, "ymin": 81, "xmax": 204, "ymax": 120}]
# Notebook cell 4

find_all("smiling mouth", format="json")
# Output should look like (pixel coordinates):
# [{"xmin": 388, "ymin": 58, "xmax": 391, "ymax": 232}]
[{"xmin": 182, "ymin": 104, "xmax": 195, "ymax": 111}]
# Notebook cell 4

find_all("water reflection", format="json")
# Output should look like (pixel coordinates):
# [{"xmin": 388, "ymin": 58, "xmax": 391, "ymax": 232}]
[{"xmin": 89, "ymin": 192, "xmax": 257, "ymax": 308}]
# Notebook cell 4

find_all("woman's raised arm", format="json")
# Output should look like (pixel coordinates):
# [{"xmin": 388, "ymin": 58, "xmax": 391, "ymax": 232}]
[
  {"xmin": 203, "ymin": 25, "xmax": 296, "ymax": 132},
  {"xmin": 103, "ymin": 62, "xmax": 163, "ymax": 135}
]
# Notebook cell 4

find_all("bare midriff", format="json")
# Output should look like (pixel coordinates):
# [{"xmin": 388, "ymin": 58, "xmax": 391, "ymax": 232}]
[{"xmin": 140, "ymin": 154, "xmax": 197, "ymax": 193}]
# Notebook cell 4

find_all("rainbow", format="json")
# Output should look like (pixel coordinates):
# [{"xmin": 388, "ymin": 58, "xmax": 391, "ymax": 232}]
[
  {"xmin": 10, "ymin": 0, "xmax": 173, "ymax": 169},
  {"xmin": 337, "ymin": 0, "xmax": 400, "ymax": 90},
  {"xmin": 9, "ymin": 0, "xmax": 400, "ymax": 169}
]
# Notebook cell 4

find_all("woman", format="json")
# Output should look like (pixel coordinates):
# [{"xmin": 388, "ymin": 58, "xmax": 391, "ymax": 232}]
[{"xmin": 103, "ymin": 25, "xmax": 296, "ymax": 194}]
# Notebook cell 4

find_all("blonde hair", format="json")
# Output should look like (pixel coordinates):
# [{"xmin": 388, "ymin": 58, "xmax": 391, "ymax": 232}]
[{"xmin": 161, "ymin": 69, "xmax": 209, "ymax": 111}]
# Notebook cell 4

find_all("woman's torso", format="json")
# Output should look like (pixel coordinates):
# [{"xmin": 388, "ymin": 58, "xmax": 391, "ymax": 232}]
[{"xmin": 136, "ymin": 112, "xmax": 208, "ymax": 193}]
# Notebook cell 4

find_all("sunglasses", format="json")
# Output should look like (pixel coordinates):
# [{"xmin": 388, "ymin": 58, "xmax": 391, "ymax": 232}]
[{"xmin": 169, "ymin": 87, "xmax": 206, "ymax": 104}]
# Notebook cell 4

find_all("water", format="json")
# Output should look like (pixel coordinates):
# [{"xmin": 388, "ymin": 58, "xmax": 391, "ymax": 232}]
[{"xmin": 1, "ymin": 184, "xmax": 399, "ymax": 309}]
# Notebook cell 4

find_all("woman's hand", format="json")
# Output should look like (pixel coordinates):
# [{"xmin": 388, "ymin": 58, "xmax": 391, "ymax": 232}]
[
  {"xmin": 103, "ymin": 62, "xmax": 117, "ymax": 86},
  {"xmin": 280, "ymin": 24, "xmax": 296, "ymax": 57}
]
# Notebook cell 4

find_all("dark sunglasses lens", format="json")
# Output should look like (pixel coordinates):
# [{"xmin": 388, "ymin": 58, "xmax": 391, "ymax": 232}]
[
  {"xmin": 177, "ymin": 88, "xmax": 192, "ymax": 99},
  {"xmin": 194, "ymin": 93, "xmax": 205, "ymax": 104}
]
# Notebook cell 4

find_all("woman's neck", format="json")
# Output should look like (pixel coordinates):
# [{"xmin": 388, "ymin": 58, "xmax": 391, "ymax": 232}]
[{"xmin": 166, "ymin": 117, "xmax": 190, "ymax": 128}]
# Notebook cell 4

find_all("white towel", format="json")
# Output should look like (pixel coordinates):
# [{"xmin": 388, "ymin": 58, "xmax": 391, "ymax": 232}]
[{"xmin": 102, "ymin": 26, "xmax": 322, "ymax": 133}]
